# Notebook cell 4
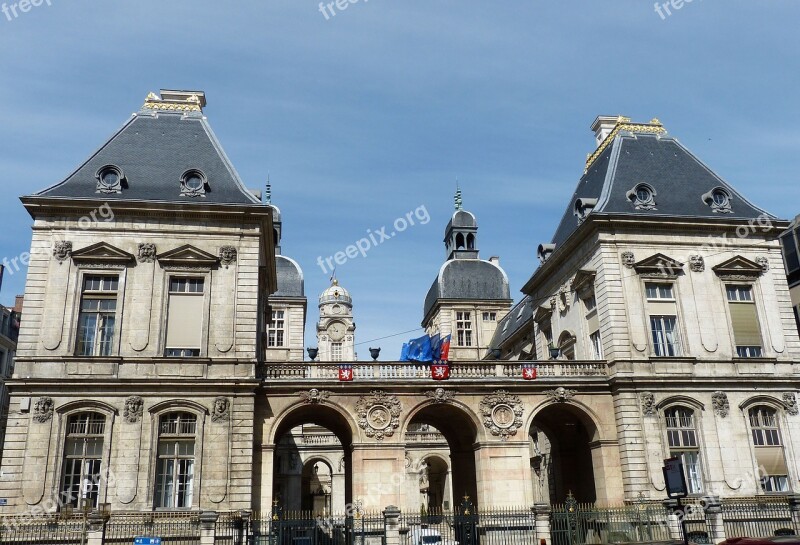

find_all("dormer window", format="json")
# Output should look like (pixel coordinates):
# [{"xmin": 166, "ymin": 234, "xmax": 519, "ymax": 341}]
[
  {"xmin": 574, "ymin": 198, "xmax": 598, "ymax": 223},
  {"xmin": 180, "ymin": 169, "xmax": 208, "ymax": 197},
  {"xmin": 702, "ymin": 187, "xmax": 733, "ymax": 214},
  {"xmin": 95, "ymin": 165, "xmax": 125, "ymax": 194},
  {"xmin": 627, "ymin": 183, "xmax": 657, "ymax": 210}
]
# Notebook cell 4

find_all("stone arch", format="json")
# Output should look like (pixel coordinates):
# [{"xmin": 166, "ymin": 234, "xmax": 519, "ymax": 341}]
[
  {"xmin": 456, "ymin": 233, "xmax": 465, "ymax": 250},
  {"xmin": 657, "ymin": 395, "xmax": 705, "ymax": 412},
  {"xmin": 148, "ymin": 399, "xmax": 209, "ymax": 416},
  {"xmin": 526, "ymin": 398, "xmax": 604, "ymax": 443},
  {"xmin": 466, "ymin": 233, "xmax": 475, "ymax": 250},
  {"xmin": 739, "ymin": 395, "xmax": 785, "ymax": 412},
  {"xmin": 56, "ymin": 400, "xmax": 119, "ymax": 416}
]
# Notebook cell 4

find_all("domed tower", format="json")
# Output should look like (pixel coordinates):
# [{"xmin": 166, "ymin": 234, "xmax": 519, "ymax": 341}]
[
  {"xmin": 423, "ymin": 189, "xmax": 513, "ymax": 360},
  {"xmin": 317, "ymin": 279, "xmax": 356, "ymax": 361},
  {"xmin": 265, "ymin": 183, "xmax": 307, "ymax": 362}
]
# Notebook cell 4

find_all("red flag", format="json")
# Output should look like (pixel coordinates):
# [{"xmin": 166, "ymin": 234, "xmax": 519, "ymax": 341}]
[
  {"xmin": 431, "ymin": 363, "xmax": 450, "ymax": 381},
  {"xmin": 440, "ymin": 335, "xmax": 451, "ymax": 362},
  {"xmin": 522, "ymin": 365, "xmax": 537, "ymax": 380},
  {"xmin": 338, "ymin": 365, "xmax": 354, "ymax": 382}
]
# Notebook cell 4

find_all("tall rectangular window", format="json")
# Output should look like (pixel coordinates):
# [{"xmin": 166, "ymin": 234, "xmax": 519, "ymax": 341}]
[
  {"xmin": 331, "ymin": 342, "xmax": 343, "ymax": 362},
  {"xmin": 482, "ymin": 312, "xmax": 497, "ymax": 322},
  {"xmin": 589, "ymin": 331, "xmax": 603, "ymax": 360},
  {"xmin": 749, "ymin": 407, "xmax": 790, "ymax": 492},
  {"xmin": 727, "ymin": 285, "xmax": 763, "ymax": 358},
  {"xmin": 61, "ymin": 413, "xmax": 105, "ymax": 509},
  {"xmin": 76, "ymin": 276, "xmax": 119, "ymax": 357},
  {"xmin": 645, "ymin": 283, "xmax": 675, "ymax": 300},
  {"xmin": 665, "ymin": 407, "xmax": 702, "ymax": 494},
  {"xmin": 155, "ymin": 412, "xmax": 197, "ymax": 509},
  {"xmin": 456, "ymin": 312, "xmax": 473, "ymax": 347},
  {"xmin": 651, "ymin": 315, "xmax": 680, "ymax": 357},
  {"xmin": 268, "ymin": 310, "xmax": 286, "ymax": 347},
  {"xmin": 165, "ymin": 278, "xmax": 205, "ymax": 358}
]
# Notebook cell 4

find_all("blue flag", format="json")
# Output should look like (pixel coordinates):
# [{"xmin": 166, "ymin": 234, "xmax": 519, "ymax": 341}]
[
  {"xmin": 403, "ymin": 335, "xmax": 433, "ymax": 362},
  {"xmin": 400, "ymin": 343, "xmax": 411, "ymax": 361},
  {"xmin": 430, "ymin": 334, "xmax": 442, "ymax": 361}
]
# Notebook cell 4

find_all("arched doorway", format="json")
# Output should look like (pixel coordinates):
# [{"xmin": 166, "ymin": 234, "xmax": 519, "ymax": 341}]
[
  {"xmin": 271, "ymin": 405, "xmax": 354, "ymax": 512},
  {"xmin": 405, "ymin": 404, "xmax": 479, "ymax": 509},
  {"xmin": 530, "ymin": 404, "xmax": 598, "ymax": 504}
]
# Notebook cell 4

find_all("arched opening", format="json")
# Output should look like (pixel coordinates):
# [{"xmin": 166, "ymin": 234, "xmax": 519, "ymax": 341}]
[
  {"xmin": 466, "ymin": 233, "xmax": 475, "ymax": 250},
  {"xmin": 406, "ymin": 404, "xmax": 478, "ymax": 509},
  {"xmin": 557, "ymin": 331, "xmax": 577, "ymax": 361},
  {"xmin": 272, "ymin": 405, "xmax": 353, "ymax": 511},
  {"xmin": 455, "ymin": 233, "xmax": 465, "ymax": 250},
  {"xmin": 530, "ymin": 404, "xmax": 598, "ymax": 504},
  {"xmin": 273, "ymin": 228, "xmax": 280, "ymax": 247}
]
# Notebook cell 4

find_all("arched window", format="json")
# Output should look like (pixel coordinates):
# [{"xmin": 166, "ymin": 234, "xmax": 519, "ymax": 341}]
[
  {"xmin": 466, "ymin": 234, "xmax": 475, "ymax": 250},
  {"xmin": 61, "ymin": 412, "xmax": 106, "ymax": 508},
  {"xmin": 748, "ymin": 406, "xmax": 789, "ymax": 492},
  {"xmin": 455, "ymin": 233, "xmax": 465, "ymax": 250},
  {"xmin": 155, "ymin": 412, "xmax": 197, "ymax": 508},
  {"xmin": 664, "ymin": 407, "xmax": 702, "ymax": 494}
]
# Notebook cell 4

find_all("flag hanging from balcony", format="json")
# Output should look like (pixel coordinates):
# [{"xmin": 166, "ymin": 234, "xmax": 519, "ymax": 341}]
[
  {"xmin": 338, "ymin": 364, "xmax": 354, "ymax": 382},
  {"xmin": 521, "ymin": 364, "xmax": 537, "ymax": 380},
  {"xmin": 431, "ymin": 363, "xmax": 450, "ymax": 380},
  {"xmin": 399, "ymin": 335, "xmax": 433, "ymax": 362},
  {"xmin": 439, "ymin": 334, "xmax": 451, "ymax": 362}
]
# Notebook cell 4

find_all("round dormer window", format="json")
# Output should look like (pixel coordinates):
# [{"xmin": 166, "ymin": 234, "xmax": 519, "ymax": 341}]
[
  {"xmin": 701, "ymin": 187, "xmax": 732, "ymax": 213},
  {"xmin": 712, "ymin": 189, "xmax": 729, "ymax": 207},
  {"xmin": 626, "ymin": 183, "xmax": 657, "ymax": 210},
  {"xmin": 185, "ymin": 173, "xmax": 204, "ymax": 192},
  {"xmin": 95, "ymin": 165, "xmax": 125, "ymax": 194},
  {"xmin": 180, "ymin": 170, "xmax": 208, "ymax": 197},
  {"xmin": 636, "ymin": 186, "xmax": 652, "ymax": 202}
]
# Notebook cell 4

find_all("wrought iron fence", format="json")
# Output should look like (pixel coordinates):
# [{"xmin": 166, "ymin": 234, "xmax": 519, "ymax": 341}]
[
  {"xmin": 0, "ymin": 515, "xmax": 85, "ymax": 545},
  {"xmin": 400, "ymin": 504, "xmax": 536, "ymax": 545},
  {"xmin": 104, "ymin": 512, "xmax": 201, "ymax": 545},
  {"xmin": 551, "ymin": 500, "xmax": 673, "ymax": 545},
  {"xmin": 257, "ymin": 508, "xmax": 385, "ymax": 545},
  {"xmin": 722, "ymin": 497, "xmax": 797, "ymax": 538}
]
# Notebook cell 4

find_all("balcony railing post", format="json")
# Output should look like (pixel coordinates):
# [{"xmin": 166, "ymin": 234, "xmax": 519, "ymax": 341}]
[
  {"xmin": 383, "ymin": 505, "xmax": 401, "ymax": 545},
  {"xmin": 199, "ymin": 511, "xmax": 219, "ymax": 545},
  {"xmin": 788, "ymin": 495, "xmax": 800, "ymax": 535},
  {"xmin": 533, "ymin": 503, "xmax": 552, "ymax": 545},
  {"xmin": 703, "ymin": 496, "xmax": 725, "ymax": 544},
  {"xmin": 662, "ymin": 499, "xmax": 683, "ymax": 541}
]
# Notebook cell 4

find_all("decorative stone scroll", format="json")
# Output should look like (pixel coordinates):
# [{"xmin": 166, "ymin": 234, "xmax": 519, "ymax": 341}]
[
  {"xmin": 480, "ymin": 390, "xmax": 524, "ymax": 441},
  {"xmin": 33, "ymin": 397, "xmax": 54, "ymax": 423},
  {"xmin": 712, "ymin": 391, "xmax": 730, "ymax": 418},
  {"xmin": 356, "ymin": 390, "xmax": 402, "ymax": 440},
  {"xmin": 124, "ymin": 396, "xmax": 144, "ymax": 423},
  {"xmin": 640, "ymin": 392, "xmax": 656, "ymax": 416},
  {"xmin": 424, "ymin": 388, "xmax": 455, "ymax": 404},
  {"xmin": 300, "ymin": 389, "xmax": 331, "ymax": 404},
  {"xmin": 211, "ymin": 397, "xmax": 230, "ymax": 422},
  {"xmin": 53, "ymin": 241, "xmax": 72, "ymax": 263}
]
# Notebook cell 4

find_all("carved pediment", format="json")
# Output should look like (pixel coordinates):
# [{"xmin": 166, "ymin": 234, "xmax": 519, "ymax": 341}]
[
  {"xmin": 571, "ymin": 269, "xmax": 597, "ymax": 299},
  {"xmin": 157, "ymin": 245, "xmax": 219, "ymax": 268},
  {"xmin": 533, "ymin": 304, "xmax": 553, "ymax": 324},
  {"xmin": 712, "ymin": 256, "xmax": 763, "ymax": 279},
  {"xmin": 633, "ymin": 253, "xmax": 684, "ymax": 278},
  {"xmin": 71, "ymin": 242, "xmax": 135, "ymax": 265}
]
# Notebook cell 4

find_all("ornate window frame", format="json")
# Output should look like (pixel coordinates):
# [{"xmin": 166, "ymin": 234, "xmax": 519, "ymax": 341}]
[
  {"xmin": 626, "ymin": 183, "xmax": 657, "ymax": 211},
  {"xmin": 739, "ymin": 397, "xmax": 796, "ymax": 494},
  {"xmin": 701, "ymin": 187, "xmax": 733, "ymax": 214}
]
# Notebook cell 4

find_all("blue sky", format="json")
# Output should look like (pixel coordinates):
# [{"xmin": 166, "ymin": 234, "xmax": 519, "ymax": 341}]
[{"xmin": 1, "ymin": 1, "xmax": 798, "ymax": 358}]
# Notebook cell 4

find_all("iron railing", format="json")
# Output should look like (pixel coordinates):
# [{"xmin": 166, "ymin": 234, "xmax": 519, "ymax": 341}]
[
  {"xmin": 551, "ymin": 501, "xmax": 673, "ymax": 545},
  {"xmin": 104, "ymin": 512, "xmax": 201, "ymax": 545},
  {"xmin": 0, "ymin": 515, "xmax": 85, "ymax": 545},
  {"xmin": 722, "ymin": 497, "xmax": 797, "ymax": 538}
]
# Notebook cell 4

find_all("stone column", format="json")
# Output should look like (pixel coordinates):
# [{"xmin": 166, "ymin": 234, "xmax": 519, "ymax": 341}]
[
  {"xmin": 384, "ymin": 506, "xmax": 402, "ymax": 545},
  {"xmin": 533, "ymin": 503, "xmax": 552, "ymax": 545},
  {"xmin": 789, "ymin": 495, "xmax": 800, "ymax": 534},
  {"xmin": 199, "ymin": 511, "xmax": 219, "ymax": 545},
  {"xmin": 662, "ymin": 500, "xmax": 683, "ymax": 541},
  {"xmin": 85, "ymin": 512, "xmax": 107, "ymax": 545},
  {"xmin": 703, "ymin": 496, "xmax": 726, "ymax": 544}
]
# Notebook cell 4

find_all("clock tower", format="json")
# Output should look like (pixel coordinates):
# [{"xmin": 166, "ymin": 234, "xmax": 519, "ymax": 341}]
[{"xmin": 316, "ymin": 279, "xmax": 356, "ymax": 361}]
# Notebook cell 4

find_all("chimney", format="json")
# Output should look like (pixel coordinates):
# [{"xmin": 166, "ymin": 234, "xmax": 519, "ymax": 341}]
[
  {"xmin": 13, "ymin": 295, "xmax": 24, "ymax": 313},
  {"xmin": 591, "ymin": 115, "xmax": 629, "ymax": 147},
  {"xmin": 489, "ymin": 256, "xmax": 500, "ymax": 266}
]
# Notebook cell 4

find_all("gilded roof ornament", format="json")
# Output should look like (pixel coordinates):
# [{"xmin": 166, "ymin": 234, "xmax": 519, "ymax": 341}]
[{"xmin": 585, "ymin": 117, "xmax": 667, "ymax": 173}]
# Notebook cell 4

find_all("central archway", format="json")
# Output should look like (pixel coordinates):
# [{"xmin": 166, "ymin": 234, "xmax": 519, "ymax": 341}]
[{"xmin": 405, "ymin": 404, "xmax": 479, "ymax": 509}]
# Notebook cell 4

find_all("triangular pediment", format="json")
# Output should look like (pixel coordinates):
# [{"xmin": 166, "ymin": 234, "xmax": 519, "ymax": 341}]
[
  {"xmin": 71, "ymin": 242, "xmax": 135, "ymax": 265},
  {"xmin": 533, "ymin": 304, "xmax": 553, "ymax": 324},
  {"xmin": 157, "ymin": 244, "xmax": 219, "ymax": 267},
  {"xmin": 571, "ymin": 269, "xmax": 597, "ymax": 298},
  {"xmin": 633, "ymin": 253, "xmax": 684, "ymax": 277},
  {"xmin": 713, "ymin": 255, "xmax": 764, "ymax": 278}
]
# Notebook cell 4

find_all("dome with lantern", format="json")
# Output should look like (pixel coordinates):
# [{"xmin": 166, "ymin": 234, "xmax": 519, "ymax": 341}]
[{"xmin": 319, "ymin": 279, "xmax": 352, "ymax": 307}]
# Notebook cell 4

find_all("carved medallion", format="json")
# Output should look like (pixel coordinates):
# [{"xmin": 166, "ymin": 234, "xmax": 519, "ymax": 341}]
[
  {"xmin": 621, "ymin": 252, "xmax": 636, "ymax": 269},
  {"xmin": 712, "ymin": 391, "xmax": 730, "ymax": 418},
  {"xmin": 756, "ymin": 256, "xmax": 770, "ymax": 273},
  {"xmin": 424, "ymin": 388, "xmax": 455, "ymax": 404},
  {"xmin": 544, "ymin": 387, "xmax": 577, "ymax": 404},
  {"xmin": 53, "ymin": 241, "xmax": 72, "ymax": 263},
  {"xmin": 137, "ymin": 243, "xmax": 157, "ymax": 263},
  {"xmin": 640, "ymin": 392, "xmax": 656, "ymax": 416},
  {"xmin": 689, "ymin": 255, "xmax": 705, "ymax": 273},
  {"xmin": 300, "ymin": 389, "xmax": 331, "ymax": 404},
  {"xmin": 211, "ymin": 397, "xmax": 230, "ymax": 422},
  {"xmin": 783, "ymin": 393, "xmax": 798, "ymax": 416},
  {"xmin": 219, "ymin": 246, "xmax": 238, "ymax": 268},
  {"xmin": 480, "ymin": 390, "xmax": 524, "ymax": 441},
  {"xmin": 33, "ymin": 397, "xmax": 54, "ymax": 423},
  {"xmin": 356, "ymin": 390, "xmax": 401, "ymax": 440},
  {"xmin": 124, "ymin": 396, "xmax": 144, "ymax": 423}
]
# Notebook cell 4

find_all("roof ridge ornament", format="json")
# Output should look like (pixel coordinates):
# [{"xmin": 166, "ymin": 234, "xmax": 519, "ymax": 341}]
[
  {"xmin": 454, "ymin": 185, "xmax": 463, "ymax": 211},
  {"xmin": 142, "ymin": 89, "xmax": 205, "ymax": 113},
  {"xmin": 585, "ymin": 117, "xmax": 667, "ymax": 173},
  {"xmin": 265, "ymin": 174, "xmax": 272, "ymax": 204}
]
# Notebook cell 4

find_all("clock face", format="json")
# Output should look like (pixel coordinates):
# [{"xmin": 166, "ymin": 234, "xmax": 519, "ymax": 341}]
[{"xmin": 327, "ymin": 322, "xmax": 346, "ymax": 342}]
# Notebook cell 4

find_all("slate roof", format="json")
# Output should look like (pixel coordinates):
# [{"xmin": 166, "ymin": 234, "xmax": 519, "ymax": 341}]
[
  {"xmin": 488, "ymin": 296, "xmax": 533, "ymax": 350},
  {"xmin": 423, "ymin": 259, "xmax": 511, "ymax": 323},
  {"xmin": 32, "ymin": 108, "xmax": 261, "ymax": 206},
  {"xmin": 273, "ymin": 256, "xmax": 305, "ymax": 298},
  {"xmin": 550, "ymin": 129, "xmax": 775, "ymax": 247}
]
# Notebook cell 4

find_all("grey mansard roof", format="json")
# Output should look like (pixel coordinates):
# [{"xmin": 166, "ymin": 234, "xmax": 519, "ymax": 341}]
[
  {"xmin": 488, "ymin": 296, "xmax": 533, "ymax": 350},
  {"xmin": 31, "ymin": 108, "xmax": 262, "ymax": 206},
  {"xmin": 550, "ymin": 126, "xmax": 775, "ymax": 248},
  {"xmin": 423, "ymin": 259, "xmax": 511, "ymax": 323},
  {"xmin": 273, "ymin": 255, "xmax": 305, "ymax": 298}
]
